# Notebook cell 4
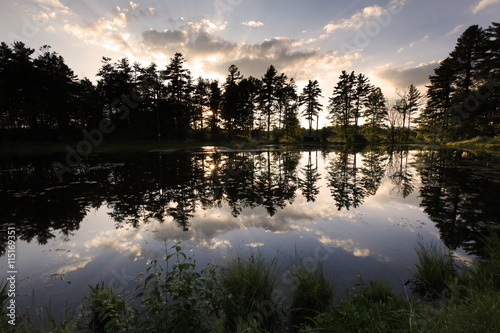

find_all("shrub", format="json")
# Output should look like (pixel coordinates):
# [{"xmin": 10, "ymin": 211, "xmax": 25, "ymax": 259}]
[
  {"xmin": 220, "ymin": 252, "xmax": 279, "ymax": 331},
  {"xmin": 76, "ymin": 281, "xmax": 126, "ymax": 332},
  {"xmin": 411, "ymin": 237, "xmax": 457, "ymax": 299},
  {"xmin": 289, "ymin": 264, "xmax": 334, "ymax": 327}
]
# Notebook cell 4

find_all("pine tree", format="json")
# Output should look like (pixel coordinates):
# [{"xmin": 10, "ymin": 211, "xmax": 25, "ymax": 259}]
[
  {"xmin": 300, "ymin": 80, "xmax": 323, "ymax": 137},
  {"xmin": 260, "ymin": 65, "xmax": 278, "ymax": 136},
  {"xmin": 329, "ymin": 71, "xmax": 356, "ymax": 140},
  {"xmin": 353, "ymin": 73, "xmax": 371, "ymax": 134}
]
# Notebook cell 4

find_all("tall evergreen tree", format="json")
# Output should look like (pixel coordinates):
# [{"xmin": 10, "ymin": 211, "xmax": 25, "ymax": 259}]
[
  {"xmin": 406, "ymin": 84, "xmax": 422, "ymax": 140},
  {"xmin": 192, "ymin": 77, "xmax": 210, "ymax": 130},
  {"xmin": 329, "ymin": 71, "xmax": 356, "ymax": 140},
  {"xmin": 222, "ymin": 64, "xmax": 243, "ymax": 137},
  {"xmin": 162, "ymin": 53, "xmax": 192, "ymax": 138},
  {"xmin": 353, "ymin": 73, "xmax": 371, "ymax": 134},
  {"xmin": 34, "ymin": 46, "xmax": 78, "ymax": 134},
  {"xmin": 260, "ymin": 65, "xmax": 278, "ymax": 136},
  {"xmin": 281, "ymin": 78, "xmax": 300, "ymax": 139},
  {"xmin": 300, "ymin": 80, "xmax": 323, "ymax": 137},
  {"xmin": 449, "ymin": 25, "xmax": 488, "ymax": 94},
  {"xmin": 208, "ymin": 80, "xmax": 222, "ymax": 139},
  {"xmin": 363, "ymin": 87, "xmax": 387, "ymax": 130},
  {"xmin": 237, "ymin": 76, "xmax": 262, "ymax": 136}
]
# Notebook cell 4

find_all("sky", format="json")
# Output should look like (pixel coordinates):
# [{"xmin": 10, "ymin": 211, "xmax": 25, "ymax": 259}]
[{"xmin": 1, "ymin": 0, "xmax": 499, "ymax": 126}]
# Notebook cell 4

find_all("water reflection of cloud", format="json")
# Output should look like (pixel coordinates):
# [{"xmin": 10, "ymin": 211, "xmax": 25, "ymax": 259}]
[
  {"xmin": 42, "ymin": 257, "xmax": 93, "ymax": 280},
  {"xmin": 318, "ymin": 235, "xmax": 371, "ymax": 258},
  {"xmin": 84, "ymin": 227, "xmax": 144, "ymax": 260},
  {"xmin": 246, "ymin": 242, "xmax": 265, "ymax": 247}
]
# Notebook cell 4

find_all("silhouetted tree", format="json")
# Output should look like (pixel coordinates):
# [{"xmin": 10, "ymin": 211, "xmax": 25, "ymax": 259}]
[
  {"xmin": 353, "ymin": 73, "xmax": 371, "ymax": 134},
  {"xmin": 260, "ymin": 65, "xmax": 278, "ymax": 136},
  {"xmin": 329, "ymin": 71, "xmax": 356, "ymax": 140},
  {"xmin": 363, "ymin": 87, "xmax": 387, "ymax": 134},
  {"xmin": 222, "ymin": 64, "xmax": 243, "ymax": 137},
  {"xmin": 162, "ymin": 53, "xmax": 193, "ymax": 138},
  {"xmin": 300, "ymin": 80, "xmax": 323, "ymax": 137}
]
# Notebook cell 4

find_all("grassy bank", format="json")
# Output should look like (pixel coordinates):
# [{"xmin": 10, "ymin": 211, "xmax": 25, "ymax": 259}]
[
  {"xmin": 2, "ymin": 231, "xmax": 499, "ymax": 332},
  {"xmin": 446, "ymin": 136, "xmax": 500, "ymax": 151},
  {"xmin": 0, "ymin": 137, "xmax": 313, "ymax": 155}
]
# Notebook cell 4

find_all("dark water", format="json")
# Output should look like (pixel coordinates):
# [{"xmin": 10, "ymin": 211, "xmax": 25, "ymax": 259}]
[{"xmin": 1, "ymin": 146, "xmax": 499, "ymax": 318}]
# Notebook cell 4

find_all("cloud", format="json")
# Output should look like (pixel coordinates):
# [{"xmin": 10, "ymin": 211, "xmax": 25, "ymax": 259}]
[
  {"xmin": 62, "ymin": 2, "xmax": 157, "ymax": 52},
  {"xmin": 141, "ymin": 22, "xmax": 355, "ymax": 80},
  {"xmin": 64, "ymin": 14, "xmax": 130, "ymax": 52},
  {"xmin": 409, "ymin": 35, "xmax": 429, "ymax": 48},
  {"xmin": 472, "ymin": 0, "xmax": 500, "ymax": 14},
  {"xmin": 241, "ymin": 21, "xmax": 264, "ymax": 27},
  {"xmin": 446, "ymin": 24, "xmax": 464, "ymax": 36},
  {"xmin": 318, "ymin": 235, "xmax": 371, "ymax": 257},
  {"xmin": 375, "ymin": 62, "xmax": 438, "ymax": 88},
  {"xmin": 323, "ymin": 5, "xmax": 386, "ymax": 33}
]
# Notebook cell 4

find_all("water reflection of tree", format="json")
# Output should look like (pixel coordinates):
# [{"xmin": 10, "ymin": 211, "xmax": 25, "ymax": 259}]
[
  {"xmin": 3, "ymin": 148, "xmax": 498, "ymax": 257},
  {"xmin": 299, "ymin": 150, "xmax": 321, "ymax": 202},
  {"xmin": 385, "ymin": 147, "xmax": 414, "ymax": 198},
  {"xmin": 415, "ymin": 150, "xmax": 500, "ymax": 256},
  {"xmin": 360, "ymin": 149, "xmax": 386, "ymax": 196},
  {"xmin": 327, "ymin": 149, "xmax": 366, "ymax": 210}
]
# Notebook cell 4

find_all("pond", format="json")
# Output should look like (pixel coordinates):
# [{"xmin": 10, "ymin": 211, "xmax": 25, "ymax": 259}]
[{"xmin": 1, "ymin": 146, "xmax": 499, "ymax": 321}]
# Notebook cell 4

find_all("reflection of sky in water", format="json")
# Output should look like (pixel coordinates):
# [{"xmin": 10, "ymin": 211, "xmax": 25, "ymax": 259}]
[{"xmin": 1, "ymin": 150, "xmax": 474, "ymax": 319}]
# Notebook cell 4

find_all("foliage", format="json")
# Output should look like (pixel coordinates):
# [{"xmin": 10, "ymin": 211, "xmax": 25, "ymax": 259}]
[
  {"xmin": 132, "ymin": 242, "xmax": 224, "ymax": 333},
  {"xmin": 301, "ymin": 280, "xmax": 412, "ymax": 333},
  {"xmin": 220, "ymin": 251, "xmax": 279, "ymax": 331},
  {"xmin": 299, "ymin": 80, "xmax": 323, "ymax": 136},
  {"xmin": 418, "ymin": 22, "xmax": 500, "ymax": 141},
  {"xmin": 4, "ymin": 235, "xmax": 500, "ymax": 332},
  {"xmin": 75, "ymin": 281, "xmax": 126, "ymax": 332},
  {"xmin": 289, "ymin": 264, "xmax": 334, "ymax": 327},
  {"xmin": 411, "ymin": 237, "xmax": 458, "ymax": 299}
]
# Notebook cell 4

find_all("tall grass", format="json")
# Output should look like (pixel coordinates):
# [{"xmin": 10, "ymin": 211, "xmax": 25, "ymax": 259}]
[
  {"xmin": 302, "ymin": 279, "xmax": 412, "ymax": 333},
  {"xmin": 411, "ymin": 236, "xmax": 458, "ymax": 299},
  {"xmin": 420, "ymin": 231, "xmax": 500, "ymax": 332},
  {"xmin": 289, "ymin": 264, "xmax": 334, "ymax": 328},
  {"xmin": 220, "ymin": 251, "xmax": 279, "ymax": 331},
  {"xmin": 4, "ymin": 232, "xmax": 500, "ymax": 332}
]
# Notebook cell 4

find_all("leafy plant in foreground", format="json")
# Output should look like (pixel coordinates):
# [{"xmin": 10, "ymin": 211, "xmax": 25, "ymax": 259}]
[{"xmin": 133, "ymin": 242, "xmax": 224, "ymax": 333}]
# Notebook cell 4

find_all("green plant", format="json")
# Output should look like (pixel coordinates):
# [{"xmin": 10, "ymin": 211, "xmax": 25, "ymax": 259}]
[
  {"xmin": 302, "ymin": 280, "xmax": 411, "ymax": 333},
  {"xmin": 468, "ymin": 231, "xmax": 500, "ymax": 290},
  {"xmin": 289, "ymin": 264, "xmax": 334, "ymax": 327},
  {"xmin": 411, "ymin": 237, "xmax": 457, "ymax": 299},
  {"xmin": 76, "ymin": 281, "xmax": 126, "ymax": 332},
  {"xmin": 220, "ymin": 251, "xmax": 279, "ymax": 331},
  {"xmin": 133, "ymin": 242, "xmax": 224, "ymax": 333}
]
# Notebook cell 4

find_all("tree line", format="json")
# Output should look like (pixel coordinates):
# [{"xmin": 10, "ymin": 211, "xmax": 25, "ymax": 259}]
[
  {"xmin": 0, "ymin": 22, "xmax": 498, "ymax": 142},
  {"xmin": 417, "ymin": 22, "xmax": 500, "ymax": 141},
  {"xmin": 0, "ymin": 42, "xmax": 401, "ymax": 142}
]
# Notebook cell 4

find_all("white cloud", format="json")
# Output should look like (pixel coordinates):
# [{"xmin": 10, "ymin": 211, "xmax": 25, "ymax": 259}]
[
  {"xmin": 129, "ymin": 1, "xmax": 139, "ymax": 10},
  {"xmin": 472, "ymin": 0, "xmax": 500, "ymax": 14},
  {"xmin": 409, "ymin": 35, "xmax": 429, "ymax": 48},
  {"xmin": 319, "ymin": 235, "xmax": 371, "ymax": 257},
  {"xmin": 141, "ymin": 22, "xmax": 355, "ymax": 81},
  {"xmin": 323, "ymin": 5, "xmax": 386, "ymax": 34},
  {"xmin": 446, "ymin": 24, "xmax": 464, "ymax": 36},
  {"xmin": 241, "ymin": 20, "xmax": 264, "ymax": 27},
  {"xmin": 374, "ymin": 61, "xmax": 438, "ymax": 89},
  {"xmin": 62, "ymin": 3, "xmax": 157, "ymax": 52}
]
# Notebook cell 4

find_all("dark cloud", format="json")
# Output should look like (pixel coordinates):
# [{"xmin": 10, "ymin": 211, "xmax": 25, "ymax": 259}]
[
  {"xmin": 142, "ymin": 29, "xmax": 187, "ymax": 47},
  {"xmin": 376, "ymin": 62, "xmax": 438, "ymax": 87}
]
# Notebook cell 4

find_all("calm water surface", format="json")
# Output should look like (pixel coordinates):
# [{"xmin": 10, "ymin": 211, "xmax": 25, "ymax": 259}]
[{"xmin": 1, "ymin": 146, "xmax": 499, "ymax": 318}]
